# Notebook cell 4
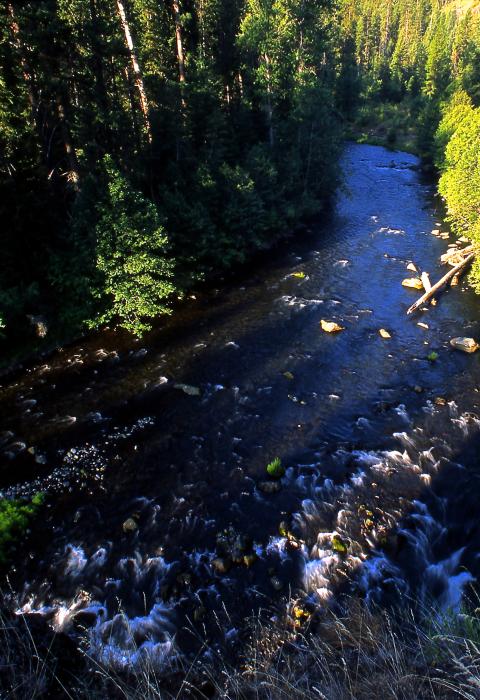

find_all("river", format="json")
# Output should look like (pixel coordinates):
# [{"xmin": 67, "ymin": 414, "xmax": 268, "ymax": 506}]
[{"xmin": 2, "ymin": 143, "xmax": 480, "ymax": 672}]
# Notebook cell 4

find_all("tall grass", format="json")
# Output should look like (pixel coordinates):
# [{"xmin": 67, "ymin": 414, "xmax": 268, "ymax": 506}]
[{"xmin": 2, "ymin": 595, "xmax": 480, "ymax": 698}]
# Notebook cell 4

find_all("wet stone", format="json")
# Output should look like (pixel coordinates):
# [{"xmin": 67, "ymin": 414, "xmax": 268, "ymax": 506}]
[
  {"xmin": 122, "ymin": 517, "xmax": 138, "ymax": 533},
  {"xmin": 270, "ymin": 576, "xmax": 283, "ymax": 591},
  {"xmin": 212, "ymin": 557, "xmax": 231, "ymax": 575},
  {"xmin": 243, "ymin": 553, "xmax": 257, "ymax": 568},
  {"xmin": 258, "ymin": 480, "xmax": 281, "ymax": 494},
  {"xmin": 450, "ymin": 337, "xmax": 479, "ymax": 353}
]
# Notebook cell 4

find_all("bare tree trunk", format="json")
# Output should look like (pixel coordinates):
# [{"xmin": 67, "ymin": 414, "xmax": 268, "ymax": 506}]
[
  {"xmin": 115, "ymin": 0, "xmax": 152, "ymax": 142},
  {"xmin": 407, "ymin": 254, "xmax": 475, "ymax": 315},
  {"xmin": 172, "ymin": 0, "xmax": 186, "ymax": 83}
]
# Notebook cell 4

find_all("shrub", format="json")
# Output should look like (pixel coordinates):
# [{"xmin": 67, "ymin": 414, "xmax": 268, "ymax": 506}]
[
  {"xmin": 0, "ymin": 493, "xmax": 44, "ymax": 565},
  {"xmin": 266, "ymin": 457, "xmax": 285, "ymax": 479}
]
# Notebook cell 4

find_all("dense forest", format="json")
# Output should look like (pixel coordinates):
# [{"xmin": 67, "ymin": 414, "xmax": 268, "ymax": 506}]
[
  {"xmin": 1, "ymin": 0, "xmax": 480, "ymax": 357},
  {"xmin": 0, "ymin": 0, "xmax": 342, "ymax": 350}
]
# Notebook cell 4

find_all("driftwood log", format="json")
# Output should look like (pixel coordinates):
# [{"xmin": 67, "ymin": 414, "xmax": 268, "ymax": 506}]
[
  {"xmin": 421, "ymin": 271, "xmax": 431, "ymax": 292},
  {"xmin": 407, "ymin": 253, "xmax": 475, "ymax": 315}
]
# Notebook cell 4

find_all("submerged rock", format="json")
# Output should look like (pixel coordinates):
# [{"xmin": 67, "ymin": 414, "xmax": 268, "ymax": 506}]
[
  {"xmin": 258, "ymin": 480, "xmax": 281, "ymax": 494},
  {"xmin": 174, "ymin": 383, "xmax": 201, "ymax": 396},
  {"xmin": 270, "ymin": 576, "xmax": 283, "ymax": 591},
  {"xmin": 450, "ymin": 337, "xmax": 479, "ymax": 353}
]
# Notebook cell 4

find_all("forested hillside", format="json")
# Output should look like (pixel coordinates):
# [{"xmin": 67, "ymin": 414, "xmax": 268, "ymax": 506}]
[
  {"xmin": 0, "ymin": 0, "xmax": 341, "ymax": 350},
  {"xmin": 2, "ymin": 0, "xmax": 480, "ymax": 361},
  {"xmin": 338, "ymin": 0, "xmax": 480, "ymax": 281}
]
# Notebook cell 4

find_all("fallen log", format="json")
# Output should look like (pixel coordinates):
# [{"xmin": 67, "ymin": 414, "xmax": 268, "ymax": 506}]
[
  {"xmin": 421, "ymin": 271, "xmax": 431, "ymax": 293},
  {"xmin": 407, "ymin": 253, "xmax": 475, "ymax": 315}
]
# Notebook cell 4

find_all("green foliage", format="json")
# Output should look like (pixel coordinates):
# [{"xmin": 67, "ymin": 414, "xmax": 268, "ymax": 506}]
[
  {"xmin": 438, "ymin": 104, "xmax": 480, "ymax": 232},
  {"xmin": 266, "ymin": 457, "xmax": 285, "ymax": 479},
  {"xmin": 91, "ymin": 157, "xmax": 175, "ymax": 335},
  {"xmin": 427, "ymin": 351, "xmax": 439, "ymax": 362},
  {"xmin": 0, "ymin": 0, "xmax": 342, "ymax": 358},
  {"xmin": 0, "ymin": 493, "xmax": 44, "ymax": 565}
]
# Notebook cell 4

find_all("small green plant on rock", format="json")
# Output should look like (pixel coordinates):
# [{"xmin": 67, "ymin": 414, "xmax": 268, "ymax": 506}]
[{"xmin": 266, "ymin": 457, "xmax": 285, "ymax": 479}]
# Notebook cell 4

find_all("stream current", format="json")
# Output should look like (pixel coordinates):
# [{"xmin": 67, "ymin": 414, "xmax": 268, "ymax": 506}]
[{"xmin": 2, "ymin": 143, "xmax": 480, "ymax": 671}]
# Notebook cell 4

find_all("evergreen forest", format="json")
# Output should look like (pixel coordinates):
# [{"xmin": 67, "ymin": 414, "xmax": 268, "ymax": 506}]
[{"xmin": 0, "ymin": 0, "xmax": 479, "ymax": 351}]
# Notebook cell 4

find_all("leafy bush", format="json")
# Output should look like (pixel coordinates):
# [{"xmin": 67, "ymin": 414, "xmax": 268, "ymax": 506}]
[{"xmin": 0, "ymin": 493, "xmax": 44, "ymax": 565}]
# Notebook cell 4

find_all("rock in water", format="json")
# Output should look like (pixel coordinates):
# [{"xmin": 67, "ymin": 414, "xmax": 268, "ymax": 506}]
[
  {"xmin": 174, "ymin": 383, "xmax": 201, "ymax": 396},
  {"xmin": 122, "ymin": 518, "xmax": 138, "ymax": 533},
  {"xmin": 320, "ymin": 320, "xmax": 345, "ymax": 333},
  {"xmin": 450, "ymin": 337, "xmax": 479, "ymax": 353},
  {"xmin": 258, "ymin": 481, "xmax": 281, "ymax": 494},
  {"xmin": 212, "ymin": 557, "xmax": 231, "ymax": 574},
  {"xmin": 402, "ymin": 278, "xmax": 423, "ymax": 290},
  {"xmin": 406, "ymin": 262, "xmax": 417, "ymax": 272},
  {"xmin": 379, "ymin": 329, "xmax": 391, "ymax": 339}
]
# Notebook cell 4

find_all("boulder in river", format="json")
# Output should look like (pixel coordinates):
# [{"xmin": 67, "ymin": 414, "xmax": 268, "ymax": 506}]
[
  {"xmin": 402, "ymin": 278, "xmax": 423, "ymax": 290},
  {"xmin": 320, "ymin": 320, "xmax": 345, "ymax": 333},
  {"xmin": 122, "ymin": 517, "xmax": 138, "ymax": 533},
  {"xmin": 379, "ymin": 329, "xmax": 391, "ymax": 339},
  {"xmin": 450, "ymin": 337, "xmax": 479, "ymax": 353}
]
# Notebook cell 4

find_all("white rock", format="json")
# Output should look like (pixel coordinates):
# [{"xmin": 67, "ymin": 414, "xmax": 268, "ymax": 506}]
[{"xmin": 450, "ymin": 337, "xmax": 479, "ymax": 353}]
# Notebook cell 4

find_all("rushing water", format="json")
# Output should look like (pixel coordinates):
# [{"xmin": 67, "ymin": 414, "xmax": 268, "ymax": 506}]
[{"xmin": 2, "ymin": 143, "xmax": 480, "ymax": 671}]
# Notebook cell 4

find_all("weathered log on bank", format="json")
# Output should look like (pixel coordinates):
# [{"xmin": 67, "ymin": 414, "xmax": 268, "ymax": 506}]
[{"xmin": 406, "ymin": 253, "xmax": 475, "ymax": 315}]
